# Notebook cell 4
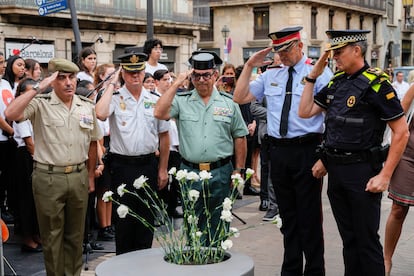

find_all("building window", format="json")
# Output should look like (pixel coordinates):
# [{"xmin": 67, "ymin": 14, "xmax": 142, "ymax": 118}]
[
  {"xmin": 329, "ymin": 9, "xmax": 335, "ymax": 30},
  {"xmin": 387, "ymin": 0, "xmax": 394, "ymax": 25},
  {"xmin": 402, "ymin": 40, "xmax": 411, "ymax": 66},
  {"xmin": 311, "ymin": 7, "xmax": 318, "ymax": 39},
  {"xmin": 200, "ymin": 8, "xmax": 214, "ymax": 41},
  {"xmin": 359, "ymin": 15, "xmax": 364, "ymax": 29},
  {"xmin": 254, "ymin": 6, "xmax": 269, "ymax": 40},
  {"xmin": 373, "ymin": 17, "xmax": 378, "ymax": 44},
  {"xmin": 346, "ymin": 13, "xmax": 351, "ymax": 29}
]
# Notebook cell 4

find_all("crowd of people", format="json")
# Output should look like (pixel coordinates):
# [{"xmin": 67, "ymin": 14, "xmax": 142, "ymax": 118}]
[{"xmin": 0, "ymin": 25, "xmax": 413, "ymax": 276}]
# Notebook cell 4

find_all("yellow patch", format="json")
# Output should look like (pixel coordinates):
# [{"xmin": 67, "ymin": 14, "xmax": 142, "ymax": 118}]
[
  {"xmin": 347, "ymin": 96, "xmax": 356, "ymax": 107},
  {"xmin": 386, "ymin": 92, "xmax": 395, "ymax": 100}
]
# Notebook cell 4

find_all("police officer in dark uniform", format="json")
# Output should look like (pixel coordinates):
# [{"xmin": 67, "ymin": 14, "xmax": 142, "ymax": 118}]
[
  {"xmin": 234, "ymin": 26, "xmax": 332, "ymax": 276},
  {"xmin": 299, "ymin": 30, "xmax": 409, "ymax": 276}
]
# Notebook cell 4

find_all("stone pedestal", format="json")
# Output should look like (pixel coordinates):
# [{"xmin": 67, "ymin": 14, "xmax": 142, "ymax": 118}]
[{"xmin": 95, "ymin": 248, "xmax": 254, "ymax": 276}]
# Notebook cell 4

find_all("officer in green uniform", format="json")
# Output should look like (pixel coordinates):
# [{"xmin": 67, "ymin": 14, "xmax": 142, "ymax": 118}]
[
  {"xmin": 5, "ymin": 58, "xmax": 102, "ymax": 276},
  {"xmin": 154, "ymin": 51, "xmax": 248, "ymax": 244}
]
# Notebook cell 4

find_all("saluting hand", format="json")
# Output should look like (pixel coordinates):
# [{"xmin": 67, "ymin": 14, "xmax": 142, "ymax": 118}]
[
  {"xmin": 308, "ymin": 50, "xmax": 330, "ymax": 79},
  {"xmin": 245, "ymin": 47, "xmax": 273, "ymax": 68}
]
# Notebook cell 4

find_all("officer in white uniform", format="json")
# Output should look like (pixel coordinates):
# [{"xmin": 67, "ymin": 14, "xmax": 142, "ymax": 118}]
[{"xmin": 95, "ymin": 52, "xmax": 170, "ymax": 255}]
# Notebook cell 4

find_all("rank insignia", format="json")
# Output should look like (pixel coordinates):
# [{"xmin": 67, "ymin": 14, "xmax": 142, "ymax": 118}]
[
  {"xmin": 386, "ymin": 91, "xmax": 396, "ymax": 100},
  {"xmin": 213, "ymin": 107, "xmax": 233, "ymax": 117},
  {"xmin": 144, "ymin": 101, "xmax": 156, "ymax": 109},
  {"xmin": 119, "ymin": 96, "xmax": 126, "ymax": 110},
  {"xmin": 347, "ymin": 95, "xmax": 356, "ymax": 107},
  {"xmin": 301, "ymin": 77, "xmax": 306, "ymax": 85}
]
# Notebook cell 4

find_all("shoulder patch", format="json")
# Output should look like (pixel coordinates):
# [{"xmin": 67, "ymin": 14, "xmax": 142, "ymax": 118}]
[
  {"xmin": 176, "ymin": 91, "xmax": 192, "ymax": 96},
  {"xmin": 219, "ymin": 91, "xmax": 233, "ymax": 99},
  {"xmin": 78, "ymin": 95, "xmax": 94, "ymax": 104}
]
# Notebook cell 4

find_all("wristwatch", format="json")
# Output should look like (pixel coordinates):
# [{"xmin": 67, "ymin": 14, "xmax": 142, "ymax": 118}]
[
  {"xmin": 33, "ymin": 82, "xmax": 41, "ymax": 93},
  {"xmin": 304, "ymin": 76, "xmax": 317, "ymax": 83}
]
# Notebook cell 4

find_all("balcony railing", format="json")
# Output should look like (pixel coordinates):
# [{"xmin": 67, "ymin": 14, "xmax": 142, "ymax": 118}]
[
  {"xmin": 0, "ymin": 0, "xmax": 210, "ymax": 25},
  {"xmin": 208, "ymin": 0, "xmax": 385, "ymax": 13}
]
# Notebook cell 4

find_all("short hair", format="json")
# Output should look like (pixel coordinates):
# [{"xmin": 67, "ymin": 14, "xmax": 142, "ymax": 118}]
[
  {"xmin": 143, "ymin": 38, "xmax": 163, "ymax": 56},
  {"xmin": 353, "ymin": 41, "xmax": 368, "ymax": 57},
  {"xmin": 153, "ymin": 69, "xmax": 169, "ymax": 81},
  {"xmin": 78, "ymin": 79, "xmax": 93, "ymax": 89},
  {"xmin": 144, "ymin": 72, "xmax": 154, "ymax": 82},
  {"xmin": 15, "ymin": 78, "xmax": 37, "ymax": 98}
]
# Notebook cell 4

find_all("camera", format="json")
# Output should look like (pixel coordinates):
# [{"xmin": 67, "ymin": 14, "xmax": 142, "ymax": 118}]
[{"xmin": 222, "ymin": 76, "xmax": 235, "ymax": 86}]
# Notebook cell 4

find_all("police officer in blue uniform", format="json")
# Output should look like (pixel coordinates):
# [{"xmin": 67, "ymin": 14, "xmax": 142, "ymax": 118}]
[
  {"xmin": 299, "ymin": 30, "xmax": 409, "ymax": 276},
  {"xmin": 234, "ymin": 26, "xmax": 332, "ymax": 275}
]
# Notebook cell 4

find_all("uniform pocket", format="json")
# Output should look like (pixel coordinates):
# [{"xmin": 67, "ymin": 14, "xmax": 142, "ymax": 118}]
[{"xmin": 42, "ymin": 118, "xmax": 65, "ymax": 144}]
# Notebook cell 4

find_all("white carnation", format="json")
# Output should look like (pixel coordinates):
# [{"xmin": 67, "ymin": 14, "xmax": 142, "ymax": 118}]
[
  {"xmin": 117, "ymin": 204, "xmax": 129, "ymax": 218},
  {"xmin": 133, "ymin": 175, "xmax": 148, "ymax": 189},
  {"xmin": 117, "ymin": 183, "xmax": 126, "ymax": 197}
]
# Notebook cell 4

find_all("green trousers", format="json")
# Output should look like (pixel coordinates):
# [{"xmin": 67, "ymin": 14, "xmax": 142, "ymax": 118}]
[{"xmin": 32, "ymin": 166, "xmax": 88, "ymax": 276}]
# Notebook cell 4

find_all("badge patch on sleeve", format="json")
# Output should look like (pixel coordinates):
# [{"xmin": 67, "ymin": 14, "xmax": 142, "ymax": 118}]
[
  {"xmin": 386, "ymin": 91, "xmax": 396, "ymax": 100},
  {"xmin": 346, "ymin": 96, "xmax": 356, "ymax": 107}
]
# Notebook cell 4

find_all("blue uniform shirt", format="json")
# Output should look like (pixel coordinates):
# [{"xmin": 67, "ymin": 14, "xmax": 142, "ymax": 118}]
[{"xmin": 249, "ymin": 55, "xmax": 333, "ymax": 138}]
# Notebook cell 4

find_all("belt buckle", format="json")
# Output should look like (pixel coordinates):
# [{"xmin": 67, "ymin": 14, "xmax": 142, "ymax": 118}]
[
  {"xmin": 64, "ymin": 166, "xmax": 73, "ymax": 174},
  {"xmin": 199, "ymin": 163, "xmax": 210, "ymax": 171}
]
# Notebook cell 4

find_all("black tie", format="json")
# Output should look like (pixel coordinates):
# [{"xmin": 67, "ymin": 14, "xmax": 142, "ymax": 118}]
[{"xmin": 279, "ymin": 67, "xmax": 294, "ymax": 137}]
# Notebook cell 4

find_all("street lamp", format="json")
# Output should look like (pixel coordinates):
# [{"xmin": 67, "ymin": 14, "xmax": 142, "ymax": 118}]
[
  {"xmin": 221, "ymin": 25, "xmax": 230, "ymax": 62},
  {"xmin": 403, "ymin": 0, "xmax": 414, "ymax": 28}
]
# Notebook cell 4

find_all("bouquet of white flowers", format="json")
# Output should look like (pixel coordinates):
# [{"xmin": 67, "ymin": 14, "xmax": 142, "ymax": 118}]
[{"xmin": 103, "ymin": 167, "xmax": 255, "ymax": 265}]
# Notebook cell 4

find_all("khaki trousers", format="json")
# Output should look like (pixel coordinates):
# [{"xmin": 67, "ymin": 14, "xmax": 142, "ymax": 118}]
[{"xmin": 32, "ymin": 166, "xmax": 88, "ymax": 276}]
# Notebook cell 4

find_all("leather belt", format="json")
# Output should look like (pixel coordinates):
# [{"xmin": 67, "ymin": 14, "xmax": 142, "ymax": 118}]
[
  {"xmin": 182, "ymin": 156, "xmax": 232, "ymax": 171},
  {"xmin": 267, "ymin": 133, "xmax": 322, "ymax": 146},
  {"xmin": 34, "ymin": 161, "xmax": 86, "ymax": 174},
  {"xmin": 110, "ymin": 152, "xmax": 155, "ymax": 165}
]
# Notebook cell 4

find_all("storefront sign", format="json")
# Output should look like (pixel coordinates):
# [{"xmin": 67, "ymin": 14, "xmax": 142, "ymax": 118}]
[{"xmin": 5, "ymin": 42, "xmax": 55, "ymax": 63}]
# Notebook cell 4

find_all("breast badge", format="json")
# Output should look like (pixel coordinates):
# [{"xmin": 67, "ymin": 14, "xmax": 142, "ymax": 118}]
[
  {"xmin": 346, "ymin": 95, "xmax": 356, "ymax": 107},
  {"xmin": 119, "ymin": 96, "xmax": 126, "ymax": 110}
]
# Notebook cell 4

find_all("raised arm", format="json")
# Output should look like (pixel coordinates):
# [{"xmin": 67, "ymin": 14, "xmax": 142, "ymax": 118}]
[
  {"xmin": 5, "ymin": 72, "xmax": 58, "ymax": 122},
  {"xmin": 95, "ymin": 68, "xmax": 121, "ymax": 120},
  {"xmin": 233, "ymin": 48, "xmax": 273, "ymax": 104},
  {"xmin": 298, "ymin": 51, "xmax": 330, "ymax": 118},
  {"xmin": 154, "ymin": 70, "xmax": 191, "ymax": 120}
]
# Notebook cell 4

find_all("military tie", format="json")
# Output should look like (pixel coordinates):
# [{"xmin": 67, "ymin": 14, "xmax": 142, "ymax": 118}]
[{"xmin": 279, "ymin": 66, "xmax": 294, "ymax": 137}]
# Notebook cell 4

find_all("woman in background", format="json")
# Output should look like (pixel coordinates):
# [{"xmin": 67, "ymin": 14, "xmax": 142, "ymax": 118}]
[
  {"xmin": 13, "ymin": 78, "xmax": 41, "ymax": 252},
  {"xmin": 77, "ymin": 47, "xmax": 97, "ymax": 82},
  {"xmin": 24, "ymin": 59, "xmax": 42, "ymax": 81}
]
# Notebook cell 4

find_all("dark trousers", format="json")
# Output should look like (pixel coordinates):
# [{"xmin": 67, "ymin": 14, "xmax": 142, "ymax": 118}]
[
  {"xmin": 110, "ymin": 154, "xmax": 158, "ymax": 255},
  {"xmin": 259, "ymin": 137, "xmax": 270, "ymax": 200},
  {"xmin": 15, "ymin": 146, "xmax": 39, "ymax": 237},
  {"xmin": 327, "ymin": 161, "xmax": 384, "ymax": 276},
  {"xmin": 159, "ymin": 150, "xmax": 181, "ymax": 214},
  {"xmin": 269, "ymin": 141, "xmax": 325, "ymax": 276},
  {"xmin": 0, "ymin": 140, "xmax": 17, "ymax": 214},
  {"xmin": 180, "ymin": 162, "xmax": 232, "ymax": 245}
]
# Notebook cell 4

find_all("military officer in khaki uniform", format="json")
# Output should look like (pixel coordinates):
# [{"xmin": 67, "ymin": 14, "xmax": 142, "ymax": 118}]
[
  {"xmin": 5, "ymin": 58, "xmax": 102, "ymax": 276},
  {"xmin": 154, "ymin": 51, "xmax": 248, "ymax": 244}
]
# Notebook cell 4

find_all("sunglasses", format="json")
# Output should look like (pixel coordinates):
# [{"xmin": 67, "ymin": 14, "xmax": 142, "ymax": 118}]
[{"xmin": 191, "ymin": 72, "xmax": 214, "ymax": 81}]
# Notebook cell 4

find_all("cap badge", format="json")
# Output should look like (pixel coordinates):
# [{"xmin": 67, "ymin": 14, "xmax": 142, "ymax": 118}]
[{"xmin": 129, "ymin": 55, "xmax": 139, "ymax": 63}]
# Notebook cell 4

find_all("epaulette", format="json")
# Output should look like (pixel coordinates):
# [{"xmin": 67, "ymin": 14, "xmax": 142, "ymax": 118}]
[
  {"xmin": 365, "ymin": 67, "xmax": 389, "ymax": 84},
  {"xmin": 219, "ymin": 91, "xmax": 233, "ymax": 99},
  {"xmin": 78, "ymin": 95, "xmax": 94, "ymax": 104},
  {"xmin": 327, "ymin": 71, "xmax": 346, "ymax": 88},
  {"xmin": 176, "ymin": 91, "xmax": 192, "ymax": 96},
  {"xmin": 34, "ymin": 93, "xmax": 51, "ymax": 99},
  {"xmin": 150, "ymin": 91, "xmax": 161, "ymax": 97}
]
